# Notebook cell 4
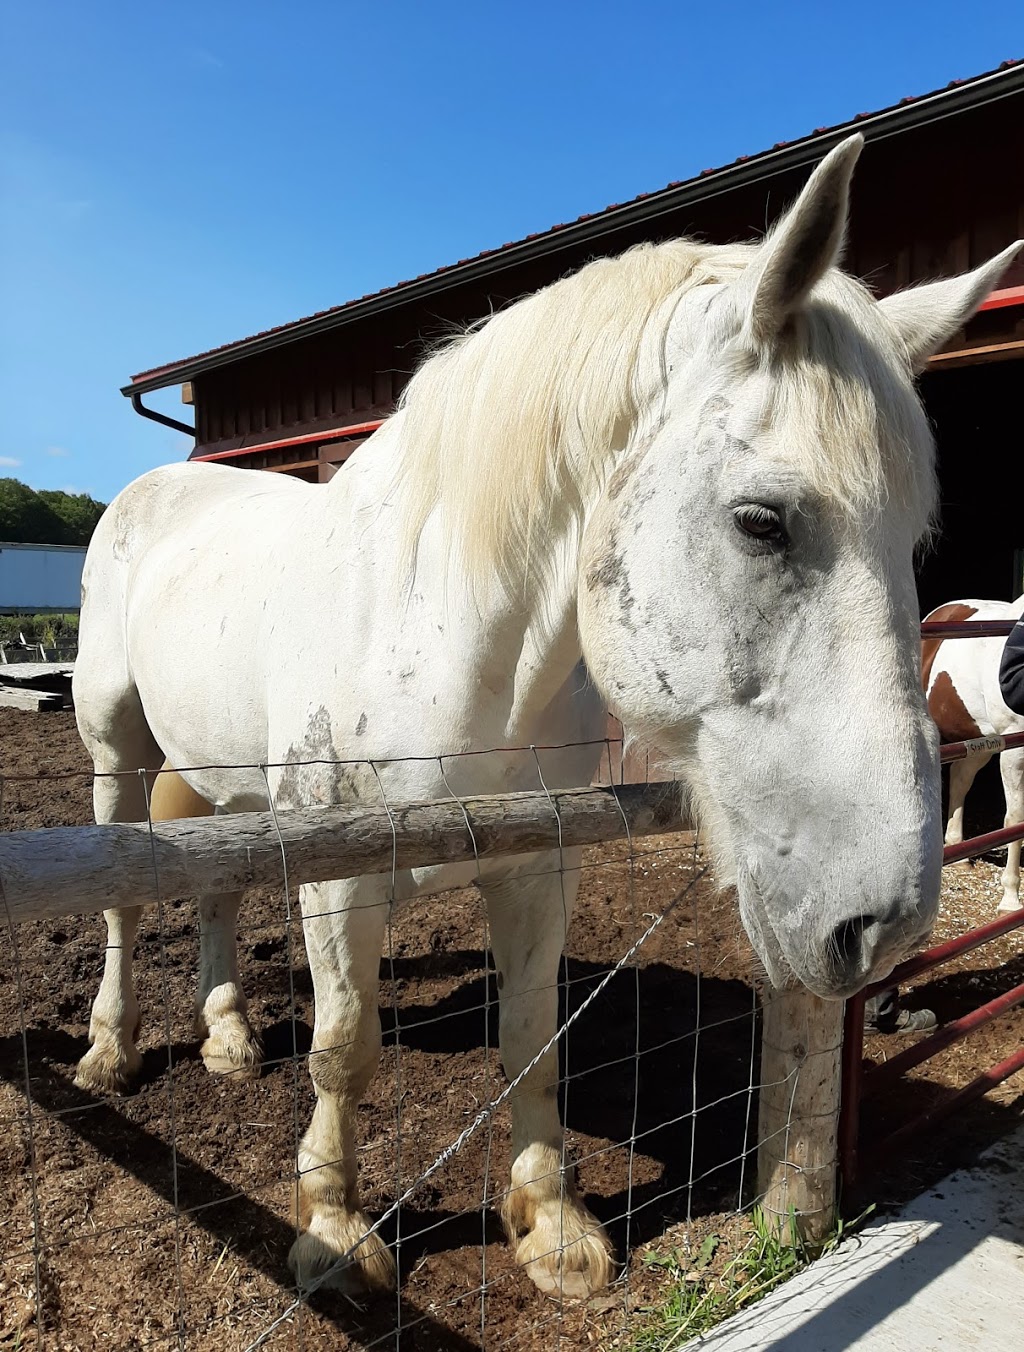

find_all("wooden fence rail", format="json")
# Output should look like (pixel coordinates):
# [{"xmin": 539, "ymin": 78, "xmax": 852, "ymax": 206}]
[{"xmin": 0, "ymin": 781, "xmax": 687, "ymax": 924}]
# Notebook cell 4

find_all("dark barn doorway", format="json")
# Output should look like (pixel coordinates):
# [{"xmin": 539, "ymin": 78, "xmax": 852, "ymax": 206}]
[
  {"xmin": 916, "ymin": 358, "xmax": 1023, "ymax": 832},
  {"xmin": 916, "ymin": 360, "xmax": 1023, "ymax": 617}
]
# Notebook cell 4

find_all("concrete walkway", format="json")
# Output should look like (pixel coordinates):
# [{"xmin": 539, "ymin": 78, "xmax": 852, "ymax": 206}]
[{"xmin": 685, "ymin": 1123, "xmax": 1024, "ymax": 1351}]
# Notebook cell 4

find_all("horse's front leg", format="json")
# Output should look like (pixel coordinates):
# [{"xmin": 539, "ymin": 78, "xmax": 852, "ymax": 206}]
[
  {"xmin": 480, "ymin": 849, "xmax": 613, "ymax": 1298},
  {"xmin": 75, "ymin": 904, "xmax": 144, "ymax": 1093},
  {"xmin": 289, "ymin": 878, "xmax": 396, "ymax": 1294}
]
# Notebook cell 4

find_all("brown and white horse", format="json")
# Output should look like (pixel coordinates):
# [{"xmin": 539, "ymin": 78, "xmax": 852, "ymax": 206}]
[{"xmin": 923, "ymin": 597, "xmax": 1024, "ymax": 910}]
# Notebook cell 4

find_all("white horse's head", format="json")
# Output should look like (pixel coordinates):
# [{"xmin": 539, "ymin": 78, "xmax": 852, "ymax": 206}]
[{"xmin": 578, "ymin": 135, "xmax": 1021, "ymax": 998}]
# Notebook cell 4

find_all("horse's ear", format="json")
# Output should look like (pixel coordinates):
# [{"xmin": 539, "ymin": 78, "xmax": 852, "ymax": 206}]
[
  {"xmin": 739, "ymin": 134, "xmax": 864, "ymax": 347},
  {"xmin": 878, "ymin": 242, "xmax": 1024, "ymax": 373}
]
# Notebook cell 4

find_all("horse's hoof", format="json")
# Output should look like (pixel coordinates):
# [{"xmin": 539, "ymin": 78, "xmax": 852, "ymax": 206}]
[
  {"xmin": 506, "ymin": 1197, "xmax": 614, "ymax": 1300},
  {"xmin": 201, "ymin": 1050, "xmax": 262, "ymax": 1081},
  {"xmin": 289, "ymin": 1211, "xmax": 396, "ymax": 1296},
  {"xmin": 998, "ymin": 897, "xmax": 1023, "ymax": 913},
  {"xmin": 199, "ymin": 1030, "xmax": 263, "ymax": 1082},
  {"xmin": 74, "ymin": 1042, "xmax": 141, "ymax": 1096}
]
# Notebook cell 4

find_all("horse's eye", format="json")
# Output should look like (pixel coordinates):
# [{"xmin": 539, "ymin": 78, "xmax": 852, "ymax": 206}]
[{"xmin": 733, "ymin": 504, "xmax": 786, "ymax": 546}]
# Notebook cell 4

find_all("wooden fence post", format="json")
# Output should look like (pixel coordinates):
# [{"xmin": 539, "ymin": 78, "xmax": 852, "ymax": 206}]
[{"xmin": 756, "ymin": 987, "xmax": 844, "ymax": 1245}]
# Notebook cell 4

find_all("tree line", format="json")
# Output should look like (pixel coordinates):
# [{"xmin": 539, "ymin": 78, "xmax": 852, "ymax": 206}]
[{"xmin": 0, "ymin": 478, "xmax": 107, "ymax": 547}]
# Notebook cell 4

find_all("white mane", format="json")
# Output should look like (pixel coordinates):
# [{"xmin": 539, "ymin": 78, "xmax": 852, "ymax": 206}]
[{"xmin": 391, "ymin": 237, "xmax": 936, "ymax": 591}]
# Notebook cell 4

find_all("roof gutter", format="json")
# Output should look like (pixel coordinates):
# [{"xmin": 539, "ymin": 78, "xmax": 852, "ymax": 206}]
[
  {"xmin": 123, "ymin": 65, "xmax": 1024, "ymax": 398},
  {"xmin": 130, "ymin": 391, "xmax": 195, "ymax": 439}
]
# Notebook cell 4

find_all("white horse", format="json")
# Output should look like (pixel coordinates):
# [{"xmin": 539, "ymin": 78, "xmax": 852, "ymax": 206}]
[
  {"xmin": 72, "ymin": 134, "xmax": 1020, "ymax": 1298},
  {"xmin": 923, "ymin": 596, "xmax": 1024, "ymax": 910}
]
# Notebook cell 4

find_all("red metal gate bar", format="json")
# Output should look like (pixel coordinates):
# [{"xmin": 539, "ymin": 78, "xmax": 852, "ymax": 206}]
[
  {"xmin": 920, "ymin": 620, "xmax": 1016, "ymax": 639},
  {"xmin": 943, "ymin": 820, "xmax": 1024, "ymax": 866},
  {"xmin": 862, "ymin": 980, "xmax": 1024, "ymax": 1098},
  {"xmin": 865, "ymin": 1044, "xmax": 1024, "ymax": 1165},
  {"xmin": 860, "ymin": 905, "xmax": 1024, "ymax": 999},
  {"xmin": 940, "ymin": 730, "xmax": 1024, "ymax": 763}
]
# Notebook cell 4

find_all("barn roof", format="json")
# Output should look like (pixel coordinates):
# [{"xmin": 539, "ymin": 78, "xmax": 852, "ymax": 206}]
[{"xmin": 126, "ymin": 58, "xmax": 1023, "ymax": 396}]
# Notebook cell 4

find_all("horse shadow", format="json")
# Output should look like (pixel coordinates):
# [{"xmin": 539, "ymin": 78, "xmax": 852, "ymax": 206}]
[
  {"xmin": 0, "ymin": 931, "xmax": 756, "ymax": 1344},
  {"xmin": 260, "ymin": 934, "xmax": 1024, "ymax": 1244},
  {"xmin": 906, "ymin": 952, "xmax": 1024, "ymax": 1024},
  {"xmin": 0, "ymin": 1026, "xmax": 486, "ymax": 1350},
  {"xmin": 260, "ymin": 945, "xmax": 761, "ymax": 1257},
  {"xmin": 5, "ymin": 941, "xmax": 1019, "ymax": 1345}
]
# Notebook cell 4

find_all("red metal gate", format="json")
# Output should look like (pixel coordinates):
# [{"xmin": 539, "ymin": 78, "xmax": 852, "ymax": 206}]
[{"xmin": 838, "ymin": 617, "xmax": 1024, "ymax": 1189}]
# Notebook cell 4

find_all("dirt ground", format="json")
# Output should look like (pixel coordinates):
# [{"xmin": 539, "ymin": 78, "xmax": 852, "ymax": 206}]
[{"xmin": 1, "ymin": 709, "xmax": 1022, "ymax": 1351}]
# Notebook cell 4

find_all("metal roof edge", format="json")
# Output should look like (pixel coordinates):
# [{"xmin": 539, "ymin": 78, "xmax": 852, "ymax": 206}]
[{"xmin": 123, "ymin": 64, "xmax": 1024, "ymax": 397}]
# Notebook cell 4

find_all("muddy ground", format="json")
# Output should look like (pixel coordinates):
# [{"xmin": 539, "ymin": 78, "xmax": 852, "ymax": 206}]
[{"xmin": 1, "ymin": 709, "xmax": 1021, "ymax": 1350}]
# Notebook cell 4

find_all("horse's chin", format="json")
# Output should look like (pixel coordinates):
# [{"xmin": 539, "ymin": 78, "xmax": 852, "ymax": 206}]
[
  {"xmin": 737, "ymin": 863, "xmax": 880, "ymax": 1000},
  {"xmin": 735, "ymin": 867, "xmax": 794, "ymax": 991}
]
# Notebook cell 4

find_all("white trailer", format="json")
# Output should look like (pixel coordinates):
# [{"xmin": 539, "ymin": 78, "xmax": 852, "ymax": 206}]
[{"xmin": 0, "ymin": 542, "xmax": 87, "ymax": 613}]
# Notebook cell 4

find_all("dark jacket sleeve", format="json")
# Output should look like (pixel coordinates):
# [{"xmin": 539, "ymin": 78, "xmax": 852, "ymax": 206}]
[{"xmin": 1000, "ymin": 616, "xmax": 1024, "ymax": 716}]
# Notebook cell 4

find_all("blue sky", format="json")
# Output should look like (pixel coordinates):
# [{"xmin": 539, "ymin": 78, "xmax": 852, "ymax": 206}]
[{"xmin": 2, "ymin": 1, "xmax": 1021, "ymax": 504}]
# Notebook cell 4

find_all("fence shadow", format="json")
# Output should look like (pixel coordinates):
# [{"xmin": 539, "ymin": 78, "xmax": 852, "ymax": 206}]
[
  {"xmin": 374, "ymin": 951, "xmax": 758, "ymax": 1249},
  {"xmin": 5, "ymin": 929, "xmax": 1018, "ymax": 1343},
  {"xmin": 0, "ymin": 1032, "xmax": 484, "ymax": 1351}
]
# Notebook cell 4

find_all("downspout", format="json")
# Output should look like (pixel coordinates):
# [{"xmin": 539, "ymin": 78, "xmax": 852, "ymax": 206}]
[{"xmin": 129, "ymin": 391, "xmax": 195, "ymax": 439}]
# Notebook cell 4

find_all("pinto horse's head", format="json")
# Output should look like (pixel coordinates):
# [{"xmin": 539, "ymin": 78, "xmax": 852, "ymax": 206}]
[{"xmin": 579, "ymin": 135, "xmax": 1022, "ymax": 998}]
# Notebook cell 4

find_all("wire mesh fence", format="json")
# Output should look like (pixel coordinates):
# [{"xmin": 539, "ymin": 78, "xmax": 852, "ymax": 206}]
[{"xmin": 0, "ymin": 729, "xmax": 808, "ymax": 1352}]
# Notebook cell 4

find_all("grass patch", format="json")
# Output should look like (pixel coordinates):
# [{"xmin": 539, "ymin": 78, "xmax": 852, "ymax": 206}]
[{"xmin": 630, "ymin": 1205, "xmax": 873, "ymax": 1350}]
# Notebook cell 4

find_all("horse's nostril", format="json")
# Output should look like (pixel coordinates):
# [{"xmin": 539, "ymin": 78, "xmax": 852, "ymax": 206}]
[{"xmin": 830, "ymin": 915, "xmax": 873, "ymax": 974}]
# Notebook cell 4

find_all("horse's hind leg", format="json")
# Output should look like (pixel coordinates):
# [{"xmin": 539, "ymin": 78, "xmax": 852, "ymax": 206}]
[
  {"xmin": 480, "ymin": 850, "xmax": 613, "ymax": 1298},
  {"xmin": 999, "ymin": 747, "xmax": 1024, "ymax": 911},
  {"xmin": 74, "ymin": 710, "xmax": 164, "ymax": 1094},
  {"xmin": 149, "ymin": 771, "xmax": 262, "ymax": 1078},
  {"xmin": 195, "ymin": 890, "xmax": 262, "ymax": 1078}
]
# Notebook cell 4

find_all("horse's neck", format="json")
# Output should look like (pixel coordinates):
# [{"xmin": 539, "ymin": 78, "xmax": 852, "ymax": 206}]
[
  {"xmin": 505, "ymin": 580, "xmax": 586, "ymax": 737},
  {"xmin": 338, "ymin": 420, "xmax": 589, "ymax": 740}
]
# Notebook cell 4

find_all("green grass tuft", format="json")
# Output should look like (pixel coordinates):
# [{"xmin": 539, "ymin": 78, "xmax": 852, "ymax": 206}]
[{"xmin": 630, "ymin": 1204, "xmax": 874, "ymax": 1350}]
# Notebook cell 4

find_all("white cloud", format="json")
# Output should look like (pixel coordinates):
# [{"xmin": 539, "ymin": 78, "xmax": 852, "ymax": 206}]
[
  {"xmin": 0, "ymin": 456, "xmax": 22, "ymax": 468},
  {"xmin": 45, "ymin": 446, "xmax": 70, "ymax": 458}
]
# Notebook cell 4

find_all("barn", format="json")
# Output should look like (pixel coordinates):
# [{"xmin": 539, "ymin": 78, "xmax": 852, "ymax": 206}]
[{"xmin": 124, "ymin": 59, "xmax": 1024, "ymax": 615}]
